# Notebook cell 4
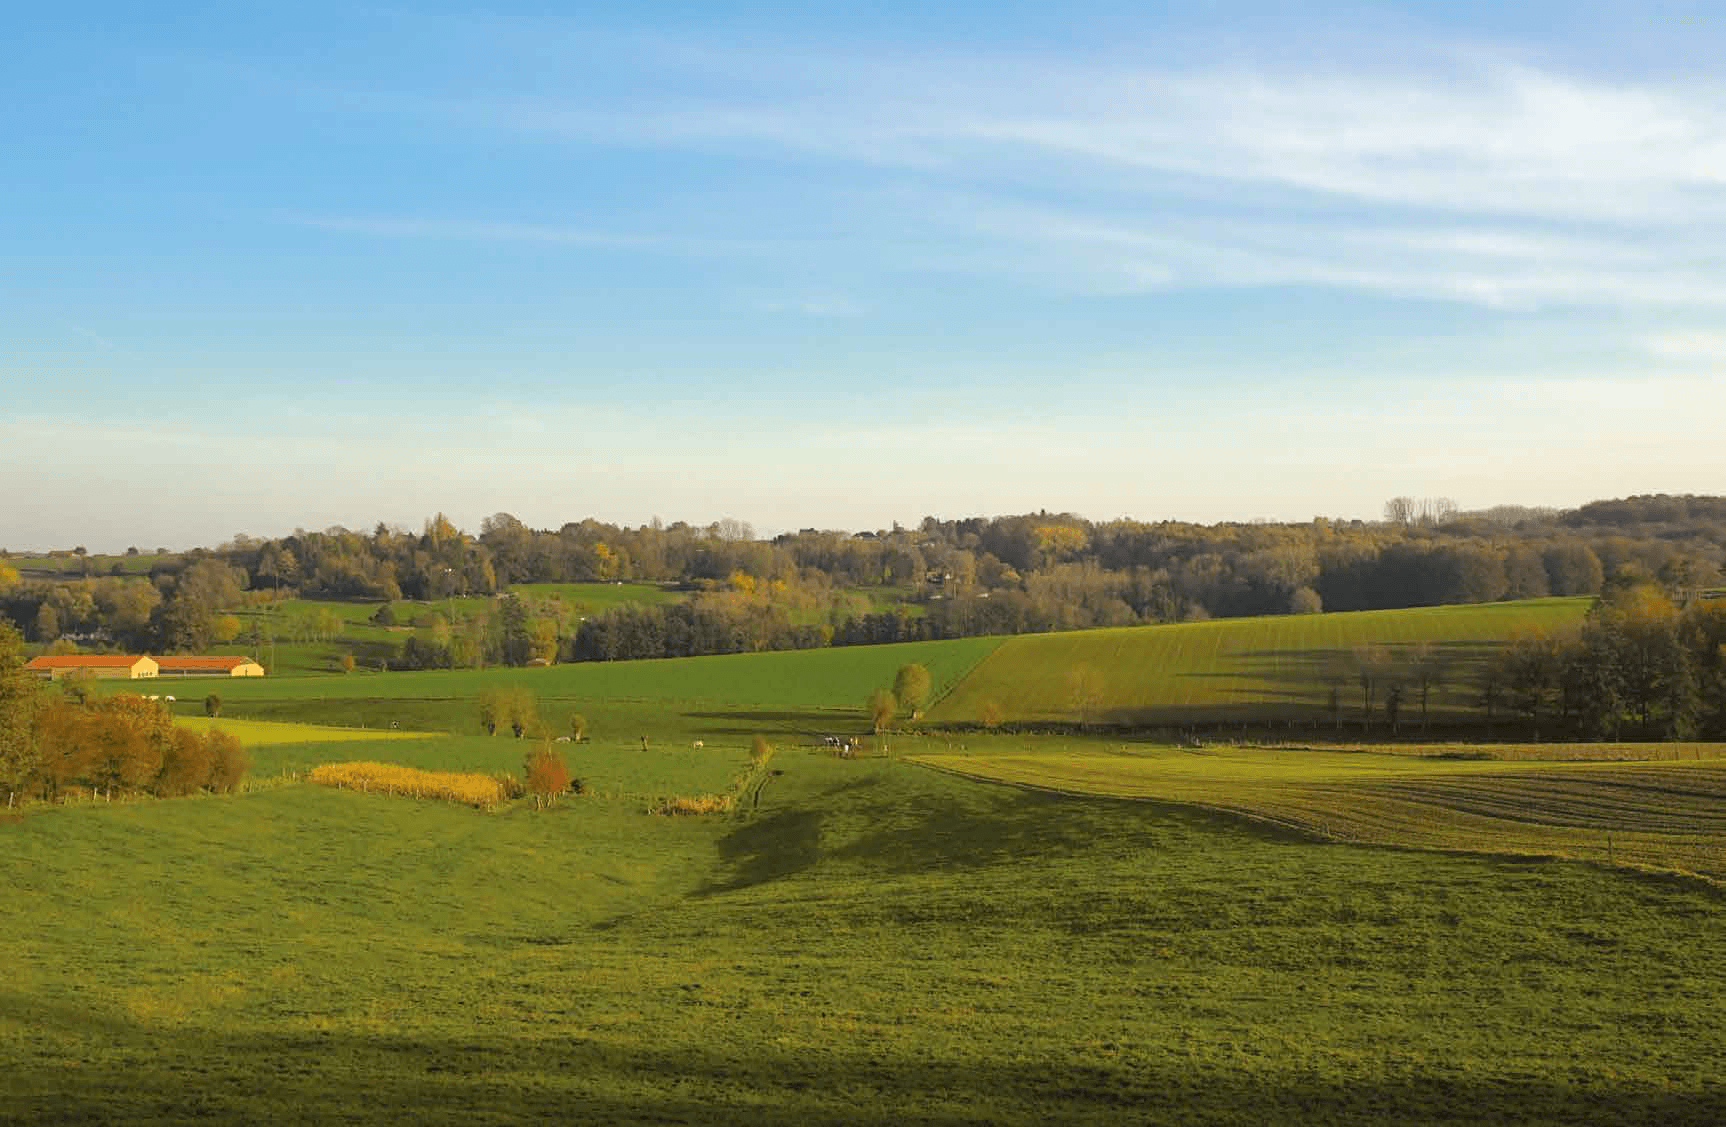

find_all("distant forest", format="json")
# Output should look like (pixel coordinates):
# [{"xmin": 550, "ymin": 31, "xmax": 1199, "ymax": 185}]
[{"xmin": 2, "ymin": 494, "xmax": 1723, "ymax": 667}]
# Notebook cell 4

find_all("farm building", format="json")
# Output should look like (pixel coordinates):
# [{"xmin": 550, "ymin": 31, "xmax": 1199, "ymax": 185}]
[
  {"xmin": 156, "ymin": 656, "xmax": 266, "ymax": 678},
  {"xmin": 25, "ymin": 655, "xmax": 159, "ymax": 681}
]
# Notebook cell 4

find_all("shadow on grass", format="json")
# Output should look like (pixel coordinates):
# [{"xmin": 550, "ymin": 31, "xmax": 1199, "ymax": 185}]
[
  {"xmin": 4, "ymin": 1005, "xmax": 1719, "ymax": 1127},
  {"xmin": 702, "ymin": 807, "xmax": 827, "ymax": 893},
  {"xmin": 683, "ymin": 709, "xmax": 857, "ymax": 739}
]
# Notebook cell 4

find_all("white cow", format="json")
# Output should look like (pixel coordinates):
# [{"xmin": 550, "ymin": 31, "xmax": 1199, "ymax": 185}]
[{"xmin": 692, "ymin": 740, "xmax": 705, "ymax": 749}]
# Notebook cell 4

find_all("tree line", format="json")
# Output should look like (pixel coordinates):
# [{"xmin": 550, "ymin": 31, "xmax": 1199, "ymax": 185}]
[{"xmin": 3, "ymin": 494, "xmax": 1722, "ymax": 665}]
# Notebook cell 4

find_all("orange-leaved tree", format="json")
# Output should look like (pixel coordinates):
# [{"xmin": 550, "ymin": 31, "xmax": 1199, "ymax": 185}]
[{"xmin": 524, "ymin": 744, "xmax": 571, "ymax": 809}]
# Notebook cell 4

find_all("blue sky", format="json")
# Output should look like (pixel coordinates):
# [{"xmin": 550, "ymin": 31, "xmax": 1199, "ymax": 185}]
[{"xmin": 4, "ymin": 1, "xmax": 1724, "ymax": 550}]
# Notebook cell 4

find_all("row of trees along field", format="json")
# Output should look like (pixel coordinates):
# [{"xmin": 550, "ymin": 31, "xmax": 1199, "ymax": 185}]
[
  {"xmin": 2, "ymin": 494, "xmax": 1722, "ymax": 663},
  {"xmin": 0, "ymin": 624, "xmax": 248, "ymax": 806},
  {"xmin": 1483, "ymin": 580, "xmax": 1726, "ymax": 740},
  {"xmin": 1319, "ymin": 579, "xmax": 1726, "ymax": 740}
]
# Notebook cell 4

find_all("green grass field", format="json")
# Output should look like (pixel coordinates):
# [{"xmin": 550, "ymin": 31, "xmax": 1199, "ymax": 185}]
[
  {"xmin": 154, "ymin": 636, "xmax": 1005, "ymax": 745},
  {"xmin": 5, "ymin": 745, "xmax": 1726, "ymax": 1124},
  {"xmin": 14, "ymin": 608, "xmax": 1726, "ymax": 1122},
  {"xmin": 929, "ymin": 597, "xmax": 1591, "ymax": 729},
  {"xmin": 909, "ymin": 737, "xmax": 1726, "ymax": 882}
]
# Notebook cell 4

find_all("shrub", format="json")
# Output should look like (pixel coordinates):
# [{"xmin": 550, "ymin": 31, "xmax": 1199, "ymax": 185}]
[
  {"xmin": 206, "ymin": 730, "xmax": 248, "ymax": 793},
  {"xmin": 524, "ymin": 745, "xmax": 572, "ymax": 808},
  {"xmin": 650, "ymin": 793, "xmax": 735, "ymax": 816}
]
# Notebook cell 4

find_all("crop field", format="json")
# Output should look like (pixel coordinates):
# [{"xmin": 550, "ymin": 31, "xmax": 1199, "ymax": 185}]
[
  {"xmin": 5, "ymin": 743, "xmax": 1726, "ymax": 1125},
  {"xmin": 909, "ymin": 739, "xmax": 1726, "ymax": 882},
  {"xmin": 929, "ymin": 597, "xmax": 1591, "ymax": 729}
]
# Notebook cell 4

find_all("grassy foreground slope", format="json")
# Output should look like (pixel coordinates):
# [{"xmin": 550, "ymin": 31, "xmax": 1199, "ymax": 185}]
[
  {"xmin": 911, "ymin": 740, "xmax": 1726, "ymax": 882},
  {"xmin": 5, "ymin": 752, "xmax": 1726, "ymax": 1125},
  {"xmin": 930, "ymin": 597, "xmax": 1590, "ymax": 728}
]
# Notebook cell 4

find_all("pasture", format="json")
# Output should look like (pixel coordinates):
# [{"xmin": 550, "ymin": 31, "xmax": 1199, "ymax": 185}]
[
  {"xmin": 154, "ymin": 635, "xmax": 1006, "ymax": 742},
  {"xmin": 4, "ymin": 744, "xmax": 1726, "ymax": 1124},
  {"xmin": 928, "ymin": 597, "xmax": 1592, "ymax": 729}
]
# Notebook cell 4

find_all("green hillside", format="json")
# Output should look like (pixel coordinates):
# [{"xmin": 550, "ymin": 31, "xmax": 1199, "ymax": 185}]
[
  {"xmin": 5, "ymin": 748, "xmax": 1725, "ymax": 1124},
  {"xmin": 929, "ymin": 597, "xmax": 1592, "ymax": 729},
  {"xmin": 154, "ymin": 635, "xmax": 1006, "ymax": 745}
]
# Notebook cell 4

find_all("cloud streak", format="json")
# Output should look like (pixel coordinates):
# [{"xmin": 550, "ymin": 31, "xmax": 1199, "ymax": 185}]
[{"xmin": 363, "ymin": 37, "xmax": 1726, "ymax": 311}]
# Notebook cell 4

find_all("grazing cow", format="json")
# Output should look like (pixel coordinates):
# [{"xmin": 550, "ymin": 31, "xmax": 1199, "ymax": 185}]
[
  {"xmin": 692, "ymin": 740, "xmax": 704, "ymax": 749},
  {"xmin": 554, "ymin": 736, "xmax": 572, "ymax": 743},
  {"xmin": 164, "ymin": 695, "xmax": 176, "ymax": 702},
  {"xmin": 147, "ymin": 695, "xmax": 159, "ymax": 702}
]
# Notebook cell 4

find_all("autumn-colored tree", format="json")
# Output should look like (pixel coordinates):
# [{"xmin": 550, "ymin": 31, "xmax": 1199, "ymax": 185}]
[
  {"xmin": 205, "ymin": 729, "xmax": 248, "ymax": 793},
  {"xmin": 750, "ymin": 734, "xmax": 773, "ymax": 768},
  {"xmin": 868, "ymin": 688, "xmax": 897, "ymax": 735},
  {"xmin": 569, "ymin": 712, "xmax": 588, "ymax": 743},
  {"xmin": 205, "ymin": 693, "xmax": 222, "ymax": 718},
  {"xmin": 978, "ymin": 699, "xmax": 1003, "ymax": 729},
  {"xmin": 893, "ymin": 663, "xmax": 932, "ymax": 719},
  {"xmin": 87, "ymin": 694, "xmax": 174, "ymax": 796},
  {"xmin": 0, "ymin": 622, "xmax": 39, "ymax": 807},
  {"xmin": 157, "ymin": 728, "xmax": 214, "ymax": 797},
  {"xmin": 477, "ymin": 688, "xmax": 505, "ymax": 735},
  {"xmin": 505, "ymin": 686, "xmax": 542, "ymax": 738},
  {"xmin": 524, "ymin": 744, "xmax": 571, "ymax": 808},
  {"xmin": 212, "ymin": 614, "xmax": 243, "ymax": 643}
]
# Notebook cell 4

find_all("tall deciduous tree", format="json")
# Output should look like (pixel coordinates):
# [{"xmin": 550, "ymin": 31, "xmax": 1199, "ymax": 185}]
[
  {"xmin": 892, "ymin": 664, "xmax": 932, "ymax": 719},
  {"xmin": 868, "ymin": 688, "xmax": 896, "ymax": 735}
]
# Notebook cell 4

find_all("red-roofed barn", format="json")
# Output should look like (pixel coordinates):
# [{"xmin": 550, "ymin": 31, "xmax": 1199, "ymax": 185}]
[{"xmin": 25, "ymin": 655, "xmax": 159, "ymax": 681}]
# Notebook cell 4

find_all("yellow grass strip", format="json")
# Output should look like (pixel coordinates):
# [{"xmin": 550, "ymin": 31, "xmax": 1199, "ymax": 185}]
[
  {"xmin": 177, "ymin": 716, "xmax": 443, "ymax": 746},
  {"xmin": 308, "ymin": 761, "xmax": 505, "ymax": 808}
]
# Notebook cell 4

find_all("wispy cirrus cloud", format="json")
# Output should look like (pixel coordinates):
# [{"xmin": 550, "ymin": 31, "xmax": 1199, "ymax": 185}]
[{"xmin": 303, "ymin": 30, "xmax": 1726, "ymax": 313}]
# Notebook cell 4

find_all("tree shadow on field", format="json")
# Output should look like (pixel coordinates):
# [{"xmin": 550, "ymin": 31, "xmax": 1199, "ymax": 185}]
[
  {"xmin": 8, "ymin": 1009, "xmax": 1722, "ymax": 1127},
  {"xmin": 830, "ymin": 786, "xmax": 1097, "ymax": 876},
  {"xmin": 1081, "ymin": 640, "xmax": 1504, "ymax": 730},
  {"xmin": 700, "ymin": 807, "xmax": 826, "ymax": 893},
  {"xmin": 682, "ymin": 709, "xmax": 852, "ymax": 738}
]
